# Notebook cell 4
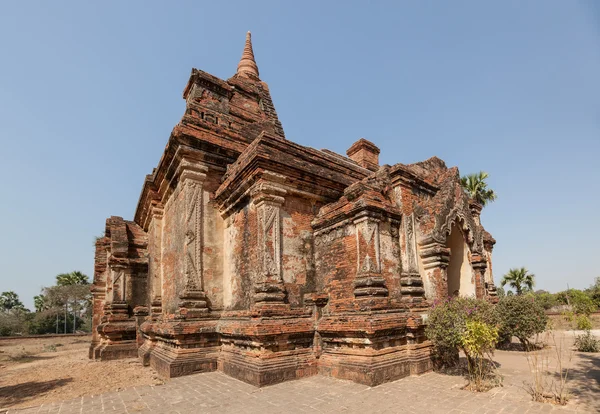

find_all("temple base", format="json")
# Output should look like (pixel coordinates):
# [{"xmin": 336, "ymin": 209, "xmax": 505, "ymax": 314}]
[
  {"xmin": 148, "ymin": 342, "xmax": 219, "ymax": 378},
  {"xmin": 317, "ymin": 312, "xmax": 432, "ymax": 386},
  {"xmin": 132, "ymin": 310, "xmax": 432, "ymax": 387},
  {"xmin": 91, "ymin": 339, "xmax": 138, "ymax": 360},
  {"xmin": 140, "ymin": 318, "xmax": 220, "ymax": 378},
  {"xmin": 91, "ymin": 318, "xmax": 137, "ymax": 361}
]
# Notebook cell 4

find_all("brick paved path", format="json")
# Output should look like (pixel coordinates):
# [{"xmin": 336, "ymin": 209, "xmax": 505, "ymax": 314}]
[{"xmin": 7, "ymin": 371, "xmax": 586, "ymax": 414}]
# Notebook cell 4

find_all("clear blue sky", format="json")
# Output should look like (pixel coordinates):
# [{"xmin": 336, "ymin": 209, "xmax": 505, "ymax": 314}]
[{"xmin": 1, "ymin": 1, "xmax": 599, "ymax": 309}]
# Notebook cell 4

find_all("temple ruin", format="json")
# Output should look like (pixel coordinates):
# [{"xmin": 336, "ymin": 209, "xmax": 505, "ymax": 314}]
[{"xmin": 90, "ymin": 32, "xmax": 498, "ymax": 387}]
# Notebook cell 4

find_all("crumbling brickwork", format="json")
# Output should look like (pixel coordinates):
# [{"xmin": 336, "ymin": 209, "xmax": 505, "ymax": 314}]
[{"xmin": 90, "ymin": 32, "xmax": 498, "ymax": 387}]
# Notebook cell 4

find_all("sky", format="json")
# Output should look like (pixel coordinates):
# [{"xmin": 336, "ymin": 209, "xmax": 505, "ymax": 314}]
[{"xmin": 0, "ymin": 1, "xmax": 599, "ymax": 310}]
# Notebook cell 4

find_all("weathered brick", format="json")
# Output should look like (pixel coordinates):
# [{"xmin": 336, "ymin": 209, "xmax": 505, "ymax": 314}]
[{"xmin": 89, "ymin": 32, "xmax": 498, "ymax": 387}]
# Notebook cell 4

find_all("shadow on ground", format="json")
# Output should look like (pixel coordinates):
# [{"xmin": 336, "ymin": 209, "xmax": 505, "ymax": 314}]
[
  {"xmin": 558, "ymin": 351, "xmax": 600, "ymax": 412},
  {"xmin": 7, "ymin": 355, "xmax": 58, "ymax": 363},
  {"xmin": 0, "ymin": 378, "xmax": 73, "ymax": 410}
]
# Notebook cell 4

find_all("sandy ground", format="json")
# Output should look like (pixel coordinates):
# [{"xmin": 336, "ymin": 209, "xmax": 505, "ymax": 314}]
[
  {"xmin": 492, "ymin": 330, "xmax": 600, "ymax": 412},
  {"xmin": 0, "ymin": 331, "xmax": 598, "ymax": 412},
  {"xmin": 0, "ymin": 335, "xmax": 162, "ymax": 410}
]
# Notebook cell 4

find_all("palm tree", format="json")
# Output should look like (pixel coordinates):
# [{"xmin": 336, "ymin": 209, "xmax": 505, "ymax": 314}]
[
  {"xmin": 500, "ymin": 267, "xmax": 535, "ymax": 295},
  {"xmin": 0, "ymin": 291, "xmax": 24, "ymax": 313},
  {"xmin": 54, "ymin": 271, "xmax": 90, "ymax": 333},
  {"xmin": 33, "ymin": 294, "xmax": 48, "ymax": 313},
  {"xmin": 56, "ymin": 271, "xmax": 89, "ymax": 286},
  {"xmin": 460, "ymin": 171, "xmax": 497, "ymax": 207}
]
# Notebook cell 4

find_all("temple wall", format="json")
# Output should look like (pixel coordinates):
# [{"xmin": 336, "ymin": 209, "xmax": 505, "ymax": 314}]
[
  {"xmin": 314, "ymin": 218, "xmax": 401, "ymax": 313},
  {"xmin": 161, "ymin": 185, "xmax": 186, "ymax": 315},
  {"xmin": 222, "ymin": 204, "xmax": 258, "ymax": 310},
  {"xmin": 128, "ymin": 268, "xmax": 148, "ymax": 309},
  {"xmin": 90, "ymin": 238, "xmax": 108, "ymax": 351},
  {"xmin": 281, "ymin": 196, "xmax": 317, "ymax": 308},
  {"xmin": 379, "ymin": 220, "xmax": 403, "ymax": 304},
  {"xmin": 416, "ymin": 247, "xmax": 433, "ymax": 299},
  {"xmin": 147, "ymin": 213, "xmax": 162, "ymax": 306},
  {"xmin": 202, "ymin": 173, "xmax": 225, "ymax": 310},
  {"xmin": 314, "ymin": 224, "xmax": 356, "ymax": 313}
]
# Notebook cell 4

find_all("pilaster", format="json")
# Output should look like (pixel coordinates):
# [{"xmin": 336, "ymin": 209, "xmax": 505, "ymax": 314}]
[
  {"xmin": 178, "ymin": 165, "xmax": 209, "ymax": 318},
  {"xmin": 251, "ymin": 175, "xmax": 288, "ymax": 308},
  {"xmin": 353, "ymin": 214, "xmax": 388, "ymax": 301},
  {"xmin": 470, "ymin": 254, "xmax": 487, "ymax": 299},
  {"xmin": 399, "ymin": 214, "xmax": 425, "ymax": 303},
  {"xmin": 149, "ymin": 204, "xmax": 164, "ymax": 318},
  {"xmin": 418, "ymin": 237, "xmax": 451, "ymax": 300}
]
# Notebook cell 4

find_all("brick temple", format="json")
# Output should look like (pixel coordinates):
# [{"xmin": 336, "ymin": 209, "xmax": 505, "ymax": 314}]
[{"xmin": 90, "ymin": 32, "xmax": 498, "ymax": 387}]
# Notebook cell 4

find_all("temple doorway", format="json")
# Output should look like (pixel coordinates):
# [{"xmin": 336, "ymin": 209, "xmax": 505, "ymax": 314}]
[{"xmin": 445, "ymin": 221, "xmax": 475, "ymax": 297}]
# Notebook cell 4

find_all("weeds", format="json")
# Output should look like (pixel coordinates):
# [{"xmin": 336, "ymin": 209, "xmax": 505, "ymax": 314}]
[
  {"xmin": 43, "ymin": 344, "xmax": 57, "ymax": 352},
  {"xmin": 574, "ymin": 330, "xmax": 600, "ymax": 353}
]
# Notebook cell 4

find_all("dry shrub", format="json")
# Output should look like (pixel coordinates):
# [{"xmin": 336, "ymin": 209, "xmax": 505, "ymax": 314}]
[{"xmin": 525, "ymin": 331, "xmax": 572, "ymax": 405}]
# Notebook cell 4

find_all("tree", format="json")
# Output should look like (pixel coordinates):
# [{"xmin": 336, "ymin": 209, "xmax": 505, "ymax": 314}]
[
  {"xmin": 52, "ymin": 271, "xmax": 90, "ymax": 333},
  {"xmin": 497, "ymin": 295, "xmax": 547, "ymax": 350},
  {"xmin": 33, "ymin": 294, "xmax": 48, "ymax": 313},
  {"xmin": 496, "ymin": 286, "xmax": 505, "ymax": 298},
  {"xmin": 460, "ymin": 171, "xmax": 497, "ymax": 207},
  {"xmin": 500, "ymin": 267, "xmax": 535, "ymax": 295},
  {"xmin": 0, "ymin": 292, "xmax": 30, "ymax": 336},
  {"xmin": 585, "ymin": 277, "xmax": 600, "ymax": 309},
  {"xmin": 56, "ymin": 271, "xmax": 89, "ymax": 286},
  {"xmin": 0, "ymin": 291, "xmax": 25, "ymax": 313}
]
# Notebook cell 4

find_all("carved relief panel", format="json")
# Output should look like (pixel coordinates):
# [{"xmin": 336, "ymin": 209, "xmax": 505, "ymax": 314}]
[
  {"xmin": 184, "ymin": 178, "xmax": 203, "ymax": 292},
  {"xmin": 355, "ymin": 218, "xmax": 380, "ymax": 275},
  {"xmin": 258, "ymin": 203, "xmax": 281, "ymax": 280},
  {"xmin": 403, "ymin": 214, "xmax": 419, "ymax": 274}
]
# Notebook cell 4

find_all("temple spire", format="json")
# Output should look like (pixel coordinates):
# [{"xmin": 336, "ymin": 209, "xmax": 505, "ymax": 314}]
[{"xmin": 237, "ymin": 31, "xmax": 260, "ymax": 79}]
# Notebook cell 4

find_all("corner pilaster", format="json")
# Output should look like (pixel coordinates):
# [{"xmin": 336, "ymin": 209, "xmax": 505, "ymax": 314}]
[
  {"xmin": 178, "ymin": 164, "xmax": 209, "ymax": 318},
  {"xmin": 353, "ymin": 214, "xmax": 388, "ymax": 299}
]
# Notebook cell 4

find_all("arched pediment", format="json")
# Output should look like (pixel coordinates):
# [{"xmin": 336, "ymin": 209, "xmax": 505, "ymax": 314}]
[{"xmin": 431, "ymin": 181, "xmax": 484, "ymax": 254}]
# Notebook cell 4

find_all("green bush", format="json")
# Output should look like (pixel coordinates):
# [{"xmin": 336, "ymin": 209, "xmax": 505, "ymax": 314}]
[
  {"xmin": 574, "ymin": 330, "xmax": 600, "ymax": 352},
  {"xmin": 533, "ymin": 292, "xmax": 557, "ymax": 310},
  {"xmin": 461, "ymin": 320, "xmax": 500, "ymax": 391},
  {"xmin": 556, "ymin": 289, "xmax": 597, "ymax": 315},
  {"xmin": 576, "ymin": 314, "xmax": 592, "ymax": 331},
  {"xmin": 496, "ymin": 295, "xmax": 547, "ymax": 349},
  {"xmin": 562, "ymin": 310, "xmax": 575, "ymax": 323},
  {"xmin": 585, "ymin": 277, "xmax": 600, "ymax": 310},
  {"xmin": 426, "ymin": 297, "xmax": 499, "ymax": 368},
  {"xmin": 573, "ymin": 296, "xmax": 596, "ymax": 316}
]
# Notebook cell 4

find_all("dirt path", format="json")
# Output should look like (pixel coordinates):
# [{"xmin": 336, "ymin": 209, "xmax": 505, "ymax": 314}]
[{"xmin": 0, "ymin": 336, "xmax": 162, "ymax": 410}]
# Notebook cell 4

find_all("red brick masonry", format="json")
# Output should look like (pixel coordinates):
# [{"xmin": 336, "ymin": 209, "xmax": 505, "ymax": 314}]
[{"xmin": 90, "ymin": 32, "xmax": 498, "ymax": 387}]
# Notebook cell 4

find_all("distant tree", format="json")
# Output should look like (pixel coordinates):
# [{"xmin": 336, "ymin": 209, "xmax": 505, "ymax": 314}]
[
  {"xmin": 585, "ymin": 277, "xmax": 600, "ymax": 309},
  {"xmin": 56, "ymin": 271, "xmax": 89, "ymax": 286},
  {"xmin": 50, "ymin": 271, "xmax": 91, "ymax": 333},
  {"xmin": 0, "ymin": 292, "xmax": 30, "ymax": 335},
  {"xmin": 500, "ymin": 267, "xmax": 535, "ymax": 296},
  {"xmin": 533, "ymin": 291, "xmax": 557, "ymax": 310},
  {"xmin": 460, "ymin": 171, "xmax": 497, "ymax": 207},
  {"xmin": 0, "ymin": 291, "xmax": 25, "ymax": 313},
  {"xmin": 33, "ymin": 294, "xmax": 48, "ymax": 313},
  {"xmin": 496, "ymin": 286, "xmax": 506, "ymax": 298},
  {"xmin": 556, "ymin": 288, "xmax": 596, "ymax": 315}
]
